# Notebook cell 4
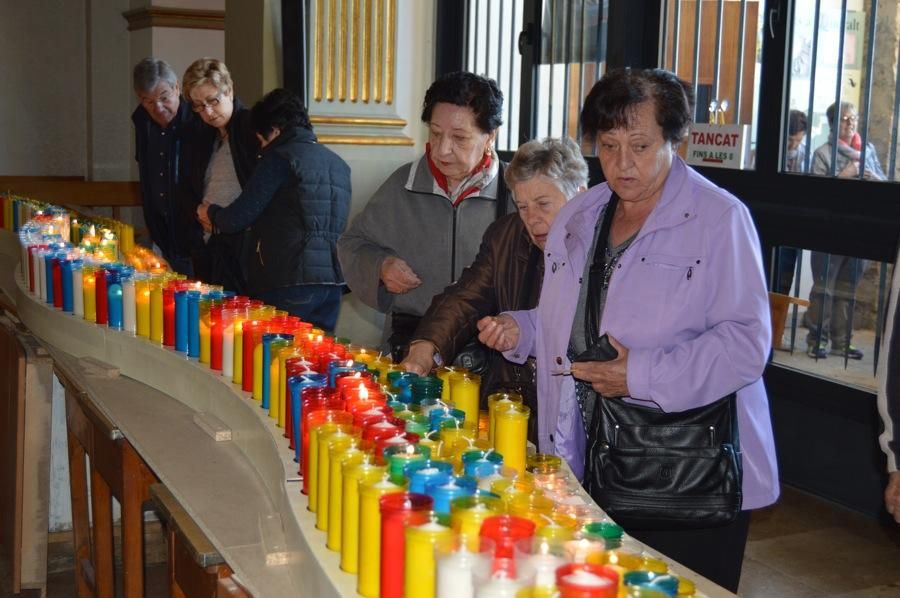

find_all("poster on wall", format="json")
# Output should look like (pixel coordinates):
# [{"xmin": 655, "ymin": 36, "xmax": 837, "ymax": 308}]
[{"xmin": 686, "ymin": 124, "xmax": 751, "ymax": 169}]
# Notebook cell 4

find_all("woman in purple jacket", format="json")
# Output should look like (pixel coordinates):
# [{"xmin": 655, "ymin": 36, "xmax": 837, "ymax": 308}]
[{"xmin": 478, "ymin": 68, "xmax": 778, "ymax": 591}]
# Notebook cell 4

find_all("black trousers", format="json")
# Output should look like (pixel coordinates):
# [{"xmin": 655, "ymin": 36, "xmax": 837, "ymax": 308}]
[{"xmin": 627, "ymin": 510, "xmax": 752, "ymax": 593}]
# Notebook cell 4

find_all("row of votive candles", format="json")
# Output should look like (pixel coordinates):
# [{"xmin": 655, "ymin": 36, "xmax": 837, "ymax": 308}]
[
  {"xmin": 298, "ymin": 396, "xmax": 694, "ymax": 598},
  {"xmin": 13, "ymin": 228, "xmax": 690, "ymax": 597}
]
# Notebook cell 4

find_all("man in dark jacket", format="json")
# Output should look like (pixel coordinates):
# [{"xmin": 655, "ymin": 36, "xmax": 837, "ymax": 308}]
[
  {"xmin": 402, "ymin": 137, "xmax": 588, "ymax": 444},
  {"xmin": 131, "ymin": 58, "xmax": 201, "ymax": 275},
  {"xmin": 198, "ymin": 88, "xmax": 351, "ymax": 331}
]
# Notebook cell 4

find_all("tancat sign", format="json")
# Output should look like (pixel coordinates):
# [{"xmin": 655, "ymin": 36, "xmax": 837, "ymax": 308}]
[{"xmin": 686, "ymin": 124, "xmax": 751, "ymax": 169}]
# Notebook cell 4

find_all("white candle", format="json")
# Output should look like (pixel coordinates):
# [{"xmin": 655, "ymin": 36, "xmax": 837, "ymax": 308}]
[
  {"xmin": 222, "ymin": 322, "xmax": 235, "ymax": 378},
  {"xmin": 529, "ymin": 549, "xmax": 565, "ymax": 590},
  {"xmin": 20, "ymin": 244, "xmax": 29, "ymax": 289},
  {"xmin": 122, "ymin": 277, "xmax": 136, "ymax": 334},
  {"xmin": 437, "ymin": 549, "xmax": 475, "ymax": 598},
  {"xmin": 72, "ymin": 263, "xmax": 84, "ymax": 317},
  {"xmin": 474, "ymin": 574, "xmax": 525, "ymax": 598},
  {"xmin": 36, "ymin": 250, "xmax": 46, "ymax": 302},
  {"xmin": 560, "ymin": 569, "xmax": 614, "ymax": 587}
]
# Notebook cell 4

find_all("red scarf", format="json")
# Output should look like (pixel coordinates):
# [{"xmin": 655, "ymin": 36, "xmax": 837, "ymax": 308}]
[{"xmin": 425, "ymin": 143, "xmax": 493, "ymax": 206}]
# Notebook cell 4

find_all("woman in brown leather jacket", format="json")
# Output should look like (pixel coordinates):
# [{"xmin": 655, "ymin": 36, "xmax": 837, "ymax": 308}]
[{"xmin": 402, "ymin": 137, "xmax": 588, "ymax": 443}]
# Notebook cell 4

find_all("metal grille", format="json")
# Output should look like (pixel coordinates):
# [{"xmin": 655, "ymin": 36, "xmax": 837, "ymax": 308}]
[{"xmin": 464, "ymin": 0, "xmax": 608, "ymax": 152}]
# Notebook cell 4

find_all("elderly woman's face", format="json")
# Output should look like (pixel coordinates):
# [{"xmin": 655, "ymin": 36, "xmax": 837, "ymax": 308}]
[
  {"xmin": 597, "ymin": 100, "xmax": 674, "ymax": 206},
  {"xmin": 189, "ymin": 83, "xmax": 234, "ymax": 131},
  {"xmin": 512, "ymin": 175, "xmax": 573, "ymax": 249},
  {"xmin": 837, "ymin": 108, "xmax": 858, "ymax": 143},
  {"xmin": 428, "ymin": 102, "xmax": 496, "ymax": 188}
]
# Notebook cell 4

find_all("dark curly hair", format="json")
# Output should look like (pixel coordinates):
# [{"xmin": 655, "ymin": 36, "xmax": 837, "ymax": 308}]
[
  {"xmin": 580, "ymin": 68, "xmax": 694, "ymax": 144},
  {"xmin": 421, "ymin": 71, "xmax": 504, "ymax": 133},
  {"xmin": 251, "ymin": 88, "xmax": 312, "ymax": 137}
]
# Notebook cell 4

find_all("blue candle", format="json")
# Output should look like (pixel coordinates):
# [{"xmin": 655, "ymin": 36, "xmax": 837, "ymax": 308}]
[
  {"xmin": 44, "ymin": 251, "xmax": 55, "ymax": 305},
  {"xmin": 425, "ymin": 475, "xmax": 477, "ymax": 515},
  {"xmin": 406, "ymin": 460, "xmax": 454, "ymax": 494},
  {"xmin": 429, "ymin": 407, "xmax": 466, "ymax": 432},
  {"xmin": 174, "ymin": 290, "xmax": 189, "ymax": 353},
  {"xmin": 106, "ymin": 266, "xmax": 123, "ymax": 330},
  {"xmin": 60, "ymin": 257, "xmax": 74, "ymax": 312},
  {"xmin": 261, "ymin": 333, "xmax": 293, "ymax": 410},
  {"xmin": 462, "ymin": 450, "xmax": 504, "ymax": 478},
  {"xmin": 327, "ymin": 358, "xmax": 367, "ymax": 387},
  {"xmin": 289, "ymin": 372, "xmax": 328, "ymax": 464},
  {"xmin": 187, "ymin": 290, "xmax": 201, "ymax": 358}
]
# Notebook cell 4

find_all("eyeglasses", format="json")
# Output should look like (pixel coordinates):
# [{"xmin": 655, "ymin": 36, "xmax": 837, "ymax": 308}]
[
  {"xmin": 840, "ymin": 114, "xmax": 858, "ymax": 123},
  {"xmin": 191, "ymin": 94, "xmax": 222, "ymax": 112}
]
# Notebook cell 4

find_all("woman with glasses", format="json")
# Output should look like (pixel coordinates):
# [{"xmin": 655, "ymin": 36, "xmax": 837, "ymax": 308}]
[
  {"xmin": 180, "ymin": 57, "xmax": 260, "ymax": 293},
  {"xmin": 805, "ymin": 101, "xmax": 885, "ymax": 360},
  {"xmin": 337, "ymin": 71, "xmax": 510, "ymax": 359}
]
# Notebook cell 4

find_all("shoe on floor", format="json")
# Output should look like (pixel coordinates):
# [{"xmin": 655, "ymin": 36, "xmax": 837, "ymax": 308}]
[
  {"xmin": 807, "ymin": 343, "xmax": 828, "ymax": 359},
  {"xmin": 830, "ymin": 344, "xmax": 864, "ymax": 360}
]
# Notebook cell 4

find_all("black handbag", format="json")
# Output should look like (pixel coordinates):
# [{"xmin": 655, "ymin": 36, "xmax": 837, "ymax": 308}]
[
  {"xmin": 580, "ymin": 194, "xmax": 742, "ymax": 530},
  {"xmin": 583, "ymin": 393, "xmax": 743, "ymax": 530}
]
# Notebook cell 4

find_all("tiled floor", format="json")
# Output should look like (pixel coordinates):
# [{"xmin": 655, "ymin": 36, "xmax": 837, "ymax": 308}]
[
  {"xmin": 738, "ymin": 486, "xmax": 900, "ymax": 597},
  {"xmin": 3, "ymin": 485, "xmax": 899, "ymax": 596}
]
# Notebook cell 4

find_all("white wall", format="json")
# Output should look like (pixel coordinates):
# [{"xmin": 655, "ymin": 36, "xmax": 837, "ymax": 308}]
[{"xmin": 0, "ymin": 1, "xmax": 88, "ymax": 176}]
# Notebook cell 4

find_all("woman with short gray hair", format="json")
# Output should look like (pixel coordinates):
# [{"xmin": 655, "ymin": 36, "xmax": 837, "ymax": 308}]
[{"xmin": 402, "ymin": 137, "xmax": 588, "ymax": 443}]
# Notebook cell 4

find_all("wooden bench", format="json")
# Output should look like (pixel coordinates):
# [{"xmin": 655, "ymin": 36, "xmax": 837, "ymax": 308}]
[
  {"xmin": 56, "ymin": 362, "xmax": 159, "ymax": 598},
  {"xmin": 149, "ymin": 484, "xmax": 243, "ymax": 598}
]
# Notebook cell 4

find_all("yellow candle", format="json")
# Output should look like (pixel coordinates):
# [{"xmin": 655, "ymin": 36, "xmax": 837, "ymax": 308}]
[
  {"xmin": 341, "ymin": 461, "xmax": 386, "ymax": 573},
  {"xmin": 317, "ymin": 431, "xmax": 356, "ymax": 531},
  {"xmin": 352, "ymin": 347, "xmax": 375, "ymax": 365},
  {"xmin": 449, "ymin": 494, "xmax": 504, "ymax": 551},
  {"xmin": 269, "ymin": 339, "xmax": 292, "ymax": 423},
  {"xmin": 199, "ymin": 314, "xmax": 211, "ymax": 365},
  {"xmin": 308, "ymin": 422, "xmax": 344, "ymax": 512},
  {"xmin": 232, "ymin": 317, "xmax": 245, "ymax": 385},
  {"xmin": 135, "ymin": 277, "xmax": 151, "ymax": 338},
  {"xmin": 488, "ymin": 392, "xmax": 523, "ymax": 447},
  {"xmin": 252, "ymin": 340, "xmax": 264, "ymax": 401},
  {"xmin": 82, "ymin": 266, "xmax": 97, "ymax": 322},
  {"xmin": 640, "ymin": 554, "xmax": 668, "ymax": 574},
  {"xmin": 507, "ymin": 491, "xmax": 554, "ymax": 527},
  {"xmin": 435, "ymin": 366, "xmax": 460, "ymax": 403},
  {"xmin": 358, "ymin": 476, "xmax": 405, "ymax": 598},
  {"xmin": 449, "ymin": 372, "xmax": 481, "ymax": 428},
  {"xmin": 405, "ymin": 519, "xmax": 454, "ymax": 598},
  {"xmin": 327, "ymin": 446, "xmax": 364, "ymax": 551},
  {"xmin": 494, "ymin": 404, "xmax": 529, "ymax": 474},
  {"xmin": 675, "ymin": 576, "xmax": 696, "ymax": 597},
  {"xmin": 149, "ymin": 278, "xmax": 164, "ymax": 343},
  {"xmin": 120, "ymin": 224, "xmax": 134, "ymax": 256}
]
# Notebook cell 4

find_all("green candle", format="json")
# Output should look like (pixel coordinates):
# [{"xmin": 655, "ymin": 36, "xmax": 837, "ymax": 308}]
[{"xmin": 386, "ymin": 444, "xmax": 430, "ymax": 484}]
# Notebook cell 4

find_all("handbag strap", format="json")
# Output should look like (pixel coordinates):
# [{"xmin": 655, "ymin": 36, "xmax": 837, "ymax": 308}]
[{"xmin": 585, "ymin": 193, "xmax": 619, "ymax": 348}]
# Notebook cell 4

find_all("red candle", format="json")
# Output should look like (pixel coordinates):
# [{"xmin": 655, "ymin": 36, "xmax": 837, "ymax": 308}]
[
  {"xmin": 379, "ymin": 493, "xmax": 433, "ymax": 598},
  {"xmin": 51, "ymin": 256, "xmax": 63, "ymax": 309},
  {"xmin": 555, "ymin": 563, "xmax": 619, "ymax": 598},
  {"xmin": 94, "ymin": 268, "xmax": 108, "ymax": 325},
  {"xmin": 163, "ymin": 285, "xmax": 176, "ymax": 347},
  {"xmin": 480, "ymin": 515, "xmax": 536, "ymax": 580},
  {"xmin": 242, "ymin": 320, "xmax": 264, "ymax": 393},
  {"xmin": 210, "ymin": 305, "xmax": 224, "ymax": 371}
]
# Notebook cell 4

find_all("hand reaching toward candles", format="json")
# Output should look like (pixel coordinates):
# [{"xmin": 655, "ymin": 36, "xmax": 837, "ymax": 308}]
[
  {"xmin": 380, "ymin": 256, "xmax": 422, "ymax": 294},
  {"xmin": 886, "ymin": 471, "xmax": 900, "ymax": 524},
  {"xmin": 477, "ymin": 314, "xmax": 519, "ymax": 352},
  {"xmin": 570, "ymin": 335, "xmax": 630, "ymax": 397},
  {"xmin": 402, "ymin": 340, "xmax": 436, "ymax": 375},
  {"xmin": 196, "ymin": 202, "xmax": 212, "ymax": 233}
]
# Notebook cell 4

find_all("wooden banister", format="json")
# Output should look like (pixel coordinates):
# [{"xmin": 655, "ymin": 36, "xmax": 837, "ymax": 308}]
[{"xmin": 0, "ymin": 176, "xmax": 140, "ymax": 208}]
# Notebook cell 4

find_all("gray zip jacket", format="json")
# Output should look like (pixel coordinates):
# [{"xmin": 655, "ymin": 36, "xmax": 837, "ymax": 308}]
[{"xmin": 337, "ymin": 154, "xmax": 508, "ymax": 341}]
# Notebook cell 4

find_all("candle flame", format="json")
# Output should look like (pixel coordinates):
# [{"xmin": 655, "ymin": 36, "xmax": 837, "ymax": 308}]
[
  {"xmin": 405, "ymin": 444, "xmax": 416, "ymax": 456},
  {"xmin": 359, "ymin": 385, "xmax": 369, "ymax": 400},
  {"xmin": 89, "ymin": 225, "xmax": 96, "ymax": 236},
  {"xmin": 345, "ymin": 359, "xmax": 354, "ymax": 367}
]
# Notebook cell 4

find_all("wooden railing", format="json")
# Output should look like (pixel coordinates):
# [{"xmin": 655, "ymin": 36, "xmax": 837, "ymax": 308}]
[{"xmin": 0, "ymin": 176, "xmax": 141, "ymax": 208}]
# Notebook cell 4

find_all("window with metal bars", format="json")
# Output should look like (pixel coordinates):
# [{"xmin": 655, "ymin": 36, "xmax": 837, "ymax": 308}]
[{"xmin": 463, "ymin": 0, "xmax": 608, "ymax": 152}]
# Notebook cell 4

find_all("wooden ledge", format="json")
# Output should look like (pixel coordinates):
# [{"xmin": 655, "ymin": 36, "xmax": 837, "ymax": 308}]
[
  {"xmin": 122, "ymin": 6, "xmax": 225, "ymax": 31},
  {"xmin": 0, "ymin": 177, "xmax": 140, "ymax": 208}
]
